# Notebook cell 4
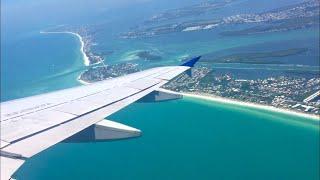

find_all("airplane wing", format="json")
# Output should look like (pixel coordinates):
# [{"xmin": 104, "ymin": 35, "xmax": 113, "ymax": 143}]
[{"xmin": 0, "ymin": 56, "xmax": 201, "ymax": 179}]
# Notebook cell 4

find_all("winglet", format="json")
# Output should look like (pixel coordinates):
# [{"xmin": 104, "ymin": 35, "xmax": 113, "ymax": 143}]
[{"xmin": 181, "ymin": 56, "xmax": 201, "ymax": 67}]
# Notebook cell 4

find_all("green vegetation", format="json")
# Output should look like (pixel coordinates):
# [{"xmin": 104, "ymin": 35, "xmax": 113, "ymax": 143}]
[{"xmin": 202, "ymin": 48, "xmax": 308, "ymax": 64}]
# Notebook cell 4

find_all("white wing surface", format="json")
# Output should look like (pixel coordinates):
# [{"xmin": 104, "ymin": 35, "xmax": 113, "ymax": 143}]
[{"xmin": 0, "ymin": 56, "xmax": 200, "ymax": 180}]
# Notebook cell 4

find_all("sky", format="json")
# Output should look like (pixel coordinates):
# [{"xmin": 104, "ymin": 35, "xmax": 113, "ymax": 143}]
[
  {"xmin": 2, "ymin": 0, "xmax": 151, "ymax": 29},
  {"xmin": 1, "ymin": 0, "xmax": 201, "ymax": 38}
]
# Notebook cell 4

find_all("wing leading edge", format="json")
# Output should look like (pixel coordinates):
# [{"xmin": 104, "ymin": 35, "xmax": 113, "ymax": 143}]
[{"xmin": 0, "ymin": 57, "xmax": 200, "ymax": 179}]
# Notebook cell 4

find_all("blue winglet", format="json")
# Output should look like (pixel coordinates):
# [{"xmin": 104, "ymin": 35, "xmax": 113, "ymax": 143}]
[{"xmin": 181, "ymin": 56, "xmax": 201, "ymax": 67}]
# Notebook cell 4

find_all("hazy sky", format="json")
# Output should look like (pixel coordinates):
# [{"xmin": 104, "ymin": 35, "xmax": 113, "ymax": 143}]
[
  {"xmin": 1, "ymin": 0, "xmax": 199, "ymax": 34},
  {"xmin": 2, "ymin": 0, "xmax": 150, "ymax": 26}
]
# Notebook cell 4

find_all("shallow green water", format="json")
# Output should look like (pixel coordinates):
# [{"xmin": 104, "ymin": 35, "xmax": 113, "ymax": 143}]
[{"xmin": 15, "ymin": 97, "xmax": 319, "ymax": 180}]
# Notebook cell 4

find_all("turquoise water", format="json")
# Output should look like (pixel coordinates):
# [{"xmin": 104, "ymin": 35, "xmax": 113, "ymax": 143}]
[
  {"xmin": 1, "ymin": 32, "xmax": 84, "ymax": 101},
  {"xmin": 102, "ymin": 27, "xmax": 319, "ymax": 69},
  {"xmin": 3, "ymin": 28, "xmax": 318, "ymax": 179},
  {"xmin": 14, "ymin": 97, "xmax": 319, "ymax": 180}
]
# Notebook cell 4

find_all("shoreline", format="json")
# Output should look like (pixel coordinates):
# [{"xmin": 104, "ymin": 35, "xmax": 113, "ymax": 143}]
[
  {"xmin": 40, "ymin": 31, "xmax": 90, "ymax": 66},
  {"xmin": 77, "ymin": 73, "xmax": 91, "ymax": 85},
  {"xmin": 76, "ymin": 76, "xmax": 320, "ymax": 120},
  {"xmin": 159, "ymin": 88, "xmax": 320, "ymax": 121}
]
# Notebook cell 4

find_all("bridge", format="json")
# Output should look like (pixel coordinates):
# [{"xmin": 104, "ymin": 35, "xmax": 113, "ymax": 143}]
[{"xmin": 303, "ymin": 90, "xmax": 320, "ymax": 103}]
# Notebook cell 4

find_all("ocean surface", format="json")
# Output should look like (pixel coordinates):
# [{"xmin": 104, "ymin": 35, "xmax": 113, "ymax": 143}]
[
  {"xmin": 14, "ymin": 97, "xmax": 319, "ymax": 180},
  {"xmin": 1, "ymin": 0, "xmax": 319, "ymax": 179},
  {"xmin": 1, "ymin": 32, "xmax": 84, "ymax": 101}
]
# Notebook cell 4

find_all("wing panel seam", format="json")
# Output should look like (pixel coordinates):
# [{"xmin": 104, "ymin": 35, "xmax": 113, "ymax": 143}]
[{"xmin": 7, "ymin": 82, "xmax": 162, "ymax": 145}]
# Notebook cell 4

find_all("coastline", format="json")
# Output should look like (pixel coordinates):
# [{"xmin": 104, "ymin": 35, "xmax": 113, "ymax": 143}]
[
  {"xmin": 76, "ymin": 74, "xmax": 319, "ymax": 120},
  {"xmin": 40, "ymin": 31, "xmax": 90, "ymax": 66},
  {"xmin": 77, "ymin": 73, "xmax": 91, "ymax": 85},
  {"xmin": 159, "ymin": 88, "xmax": 320, "ymax": 121}
]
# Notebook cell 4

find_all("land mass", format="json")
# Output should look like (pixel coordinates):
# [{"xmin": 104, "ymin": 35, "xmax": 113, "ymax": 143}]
[
  {"xmin": 143, "ymin": 0, "xmax": 236, "ymax": 24},
  {"xmin": 220, "ymin": 16, "xmax": 319, "ymax": 36},
  {"xmin": 79, "ymin": 63, "xmax": 139, "ymax": 83},
  {"xmin": 78, "ymin": 62, "xmax": 320, "ymax": 116},
  {"xmin": 121, "ymin": 0, "xmax": 319, "ymax": 39},
  {"xmin": 202, "ymin": 48, "xmax": 308, "ymax": 64},
  {"xmin": 162, "ymin": 67, "xmax": 320, "ymax": 115}
]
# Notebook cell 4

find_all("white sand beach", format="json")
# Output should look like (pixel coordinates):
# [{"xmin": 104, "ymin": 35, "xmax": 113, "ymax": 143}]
[
  {"xmin": 77, "ymin": 74, "xmax": 91, "ymax": 85},
  {"xmin": 159, "ymin": 88, "xmax": 320, "ymax": 121}
]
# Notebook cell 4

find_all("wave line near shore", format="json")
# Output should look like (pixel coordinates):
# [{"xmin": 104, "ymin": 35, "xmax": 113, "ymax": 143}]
[{"xmin": 158, "ymin": 88, "xmax": 320, "ymax": 121}]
